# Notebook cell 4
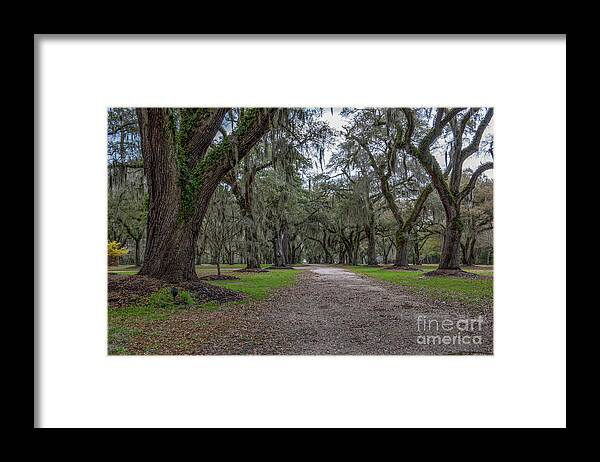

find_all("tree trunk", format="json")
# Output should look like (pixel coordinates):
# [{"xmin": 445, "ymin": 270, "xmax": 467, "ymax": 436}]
[
  {"xmin": 136, "ymin": 107, "xmax": 274, "ymax": 282},
  {"xmin": 393, "ymin": 228, "xmax": 410, "ymax": 267},
  {"xmin": 439, "ymin": 212, "xmax": 463, "ymax": 269},
  {"xmin": 274, "ymin": 223, "xmax": 289, "ymax": 267},
  {"xmin": 134, "ymin": 239, "xmax": 141, "ymax": 267},
  {"xmin": 140, "ymin": 221, "xmax": 200, "ymax": 281},
  {"xmin": 272, "ymin": 235, "xmax": 279, "ymax": 266},
  {"xmin": 468, "ymin": 238, "xmax": 476, "ymax": 265},
  {"xmin": 413, "ymin": 240, "xmax": 420, "ymax": 265},
  {"xmin": 365, "ymin": 224, "xmax": 377, "ymax": 265},
  {"xmin": 235, "ymin": 162, "xmax": 262, "ymax": 270},
  {"xmin": 463, "ymin": 235, "xmax": 476, "ymax": 266},
  {"xmin": 338, "ymin": 247, "xmax": 346, "ymax": 265},
  {"xmin": 245, "ymin": 216, "xmax": 261, "ymax": 269},
  {"xmin": 241, "ymin": 198, "xmax": 260, "ymax": 269}
]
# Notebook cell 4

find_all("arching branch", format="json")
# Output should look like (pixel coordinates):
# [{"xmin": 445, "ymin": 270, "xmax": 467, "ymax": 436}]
[{"xmin": 459, "ymin": 162, "xmax": 493, "ymax": 202}]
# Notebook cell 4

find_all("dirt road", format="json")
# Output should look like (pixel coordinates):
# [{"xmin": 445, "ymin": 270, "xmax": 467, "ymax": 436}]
[{"xmin": 195, "ymin": 266, "xmax": 493, "ymax": 355}]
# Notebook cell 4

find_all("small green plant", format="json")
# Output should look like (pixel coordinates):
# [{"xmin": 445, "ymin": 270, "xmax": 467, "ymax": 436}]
[{"xmin": 147, "ymin": 287, "xmax": 196, "ymax": 309}]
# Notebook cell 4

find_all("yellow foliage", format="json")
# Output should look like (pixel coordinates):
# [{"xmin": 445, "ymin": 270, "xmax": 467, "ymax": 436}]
[{"xmin": 108, "ymin": 241, "xmax": 129, "ymax": 257}]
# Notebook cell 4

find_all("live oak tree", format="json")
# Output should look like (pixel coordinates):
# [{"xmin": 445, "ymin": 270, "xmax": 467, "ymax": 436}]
[
  {"xmin": 344, "ymin": 109, "xmax": 443, "ymax": 268},
  {"xmin": 136, "ymin": 108, "xmax": 277, "ymax": 282},
  {"xmin": 402, "ymin": 107, "xmax": 494, "ymax": 271}
]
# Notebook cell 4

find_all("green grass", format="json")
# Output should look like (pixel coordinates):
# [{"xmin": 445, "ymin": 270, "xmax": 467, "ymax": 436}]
[
  {"xmin": 107, "ymin": 268, "xmax": 302, "ymax": 354},
  {"xmin": 108, "ymin": 304, "xmax": 174, "ymax": 322},
  {"xmin": 347, "ymin": 266, "xmax": 493, "ymax": 305},
  {"xmin": 208, "ymin": 269, "xmax": 301, "ymax": 301},
  {"xmin": 108, "ymin": 270, "xmax": 300, "ymax": 321}
]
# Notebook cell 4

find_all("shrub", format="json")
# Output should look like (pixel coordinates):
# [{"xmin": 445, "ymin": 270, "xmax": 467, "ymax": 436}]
[
  {"xmin": 108, "ymin": 241, "xmax": 129, "ymax": 266},
  {"xmin": 147, "ymin": 287, "xmax": 196, "ymax": 310}
]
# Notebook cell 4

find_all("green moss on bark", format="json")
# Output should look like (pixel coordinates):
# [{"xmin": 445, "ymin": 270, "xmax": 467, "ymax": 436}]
[{"xmin": 176, "ymin": 108, "xmax": 262, "ymax": 221}]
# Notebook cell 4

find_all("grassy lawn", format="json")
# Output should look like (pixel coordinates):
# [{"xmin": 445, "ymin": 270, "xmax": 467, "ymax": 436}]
[
  {"xmin": 107, "ymin": 269, "xmax": 301, "ymax": 355},
  {"xmin": 346, "ymin": 265, "xmax": 493, "ymax": 306},
  {"xmin": 208, "ymin": 270, "xmax": 300, "ymax": 300}
]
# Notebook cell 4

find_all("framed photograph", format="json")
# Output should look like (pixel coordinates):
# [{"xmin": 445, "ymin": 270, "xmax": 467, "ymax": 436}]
[{"xmin": 35, "ymin": 34, "xmax": 566, "ymax": 428}]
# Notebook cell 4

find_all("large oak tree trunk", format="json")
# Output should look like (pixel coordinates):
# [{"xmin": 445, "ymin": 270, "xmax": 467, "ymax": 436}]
[
  {"xmin": 439, "ymin": 212, "xmax": 463, "ymax": 269},
  {"xmin": 141, "ymin": 226, "xmax": 198, "ymax": 280},
  {"xmin": 393, "ymin": 228, "xmax": 410, "ymax": 267},
  {"xmin": 136, "ymin": 107, "xmax": 275, "ymax": 282},
  {"xmin": 462, "ymin": 235, "xmax": 477, "ymax": 266}
]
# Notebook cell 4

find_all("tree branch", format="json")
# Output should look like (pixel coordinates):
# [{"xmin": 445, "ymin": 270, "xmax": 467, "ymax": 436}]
[
  {"xmin": 187, "ymin": 108, "xmax": 230, "ymax": 165},
  {"xmin": 460, "ymin": 108, "xmax": 494, "ymax": 161},
  {"xmin": 459, "ymin": 162, "xmax": 493, "ymax": 202}
]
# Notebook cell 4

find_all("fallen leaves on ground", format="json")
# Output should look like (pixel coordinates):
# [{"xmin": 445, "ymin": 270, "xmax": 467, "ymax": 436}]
[{"xmin": 108, "ymin": 274, "xmax": 245, "ymax": 308}]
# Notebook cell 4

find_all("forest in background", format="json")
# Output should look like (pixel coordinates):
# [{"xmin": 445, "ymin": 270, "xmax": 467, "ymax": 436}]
[{"xmin": 108, "ymin": 108, "xmax": 493, "ymax": 275}]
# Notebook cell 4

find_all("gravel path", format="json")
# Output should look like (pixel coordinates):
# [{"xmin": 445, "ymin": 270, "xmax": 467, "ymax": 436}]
[{"xmin": 195, "ymin": 266, "xmax": 493, "ymax": 355}]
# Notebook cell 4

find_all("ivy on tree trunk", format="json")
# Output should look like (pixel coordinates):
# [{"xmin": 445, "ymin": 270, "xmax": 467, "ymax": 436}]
[{"xmin": 136, "ymin": 108, "xmax": 276, "ymax": 282}]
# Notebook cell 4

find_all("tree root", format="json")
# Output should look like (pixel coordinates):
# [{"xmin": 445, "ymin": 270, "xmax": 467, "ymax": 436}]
[
  {"xmin": 384, "ymin": 265, "xmax": 422, "ymax": 271},
  {"xmin": 198, "ymin": 274, "xmax": 240, "ymax": 281},
  {"xmin": 235, "ymin": 267, "xmax": 270, "ymax": 273},
  {"xmin": 423, "ymin": 269, "xmax": 489, "ymax": 279}
]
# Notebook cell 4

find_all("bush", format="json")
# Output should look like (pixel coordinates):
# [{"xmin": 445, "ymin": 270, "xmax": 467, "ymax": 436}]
[
  {"xmin": 147, "ymin": 287, "xmax": 196, "ymax": 310},
  {"xmin": 108, "ymin": 241, "xmax": 129, "ymax": 257},
  {"xmin": 108, "ymin": 241, "xmax": 129, "ymax": 266}
]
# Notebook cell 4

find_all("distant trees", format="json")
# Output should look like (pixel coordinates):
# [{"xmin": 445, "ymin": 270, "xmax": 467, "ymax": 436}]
[
  {"xmin": 225, "ymin": 148, "xmax": 271, "ymax": 269},
  {"xmin": 461, "ymin": 175, "xmax": 493, "ymax": 266},
  {"xmin": 203, "ymin": 186, "xmax": 241, "ymax": 275},
  {"xmin": 342, "ymin": 109, "xmax": 443, "ymax": 268},
  {"xmin": 108, "ymin": 108, "xmax": 146, "ymax": 265}
]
